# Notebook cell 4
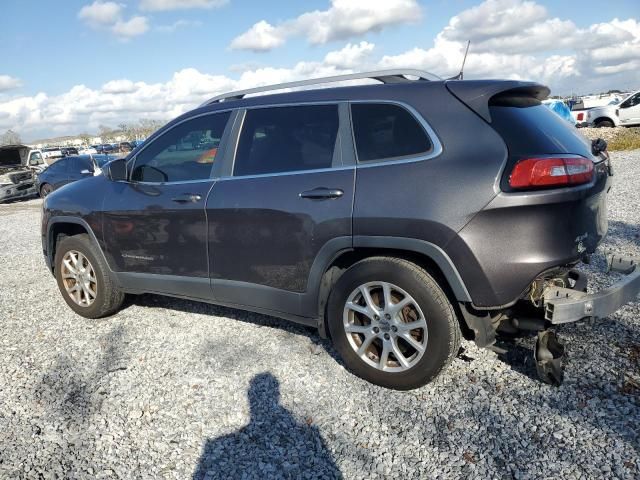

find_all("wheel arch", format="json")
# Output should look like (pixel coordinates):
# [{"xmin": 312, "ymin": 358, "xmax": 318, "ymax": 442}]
[
  {"xmin": 313, "ymin": 236, "xmax": 473, "ymax": 338},
  {"xmin": 593, "ymin": 116, "xmax": 615, "ymax": 127},
  {"xmin": 47, "ymin": 217, "xmax": 108, "ymax": 274}
]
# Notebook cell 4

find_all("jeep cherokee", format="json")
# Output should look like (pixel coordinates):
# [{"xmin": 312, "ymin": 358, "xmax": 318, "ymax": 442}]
[{"xmin": 41, "ymin": 70, "xmax": 640, "ymax": 390}]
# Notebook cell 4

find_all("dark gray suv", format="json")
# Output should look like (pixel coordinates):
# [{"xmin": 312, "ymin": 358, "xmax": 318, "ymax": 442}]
[{"xmin": 41, "ymin": 70, "xmax": 640, "ymax": 390}]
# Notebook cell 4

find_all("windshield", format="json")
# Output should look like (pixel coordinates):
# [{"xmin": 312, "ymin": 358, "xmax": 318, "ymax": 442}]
[{"xmin": 29, "ymin": 152, "xmax": 44, "ymax": 165}]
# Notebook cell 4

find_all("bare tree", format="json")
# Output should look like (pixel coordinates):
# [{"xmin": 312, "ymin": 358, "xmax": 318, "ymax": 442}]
[
  {"xmin": 78, "ymin": 133, "xmax": 92, "ymax": 146},
  {"xmin": 137, "ymin": 119, "xmax": 165, "ymax": 139},
  {"xmin": 0, "ymin": 129, "xmax": 22, "ymax": 146}
]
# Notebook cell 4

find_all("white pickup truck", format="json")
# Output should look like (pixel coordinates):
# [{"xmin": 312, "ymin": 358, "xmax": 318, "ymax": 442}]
[{"xmin": 572, "ymin": 90, "xmax": 640, "ymax": 127}]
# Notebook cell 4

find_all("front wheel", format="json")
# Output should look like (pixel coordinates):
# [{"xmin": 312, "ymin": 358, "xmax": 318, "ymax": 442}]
[
  {"xmin": 54, "ymin": 234, "xmax": 124, "ymax": 318},
  {"xmin": 327, "ymin": 257, "xmax": 461, "ymax": 390},
  {"xmin": 40, "ymin": 183, "xmax": 53, "ymax": 198}
]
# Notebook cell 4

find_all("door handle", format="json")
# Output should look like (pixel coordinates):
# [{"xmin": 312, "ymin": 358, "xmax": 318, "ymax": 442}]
[
  {"xmin": 299, "ymin": 187, "xmax": 344, "ymax": 200},
  {"xmin": 171, "ymin": 193, "xmax": 202, "ymax": 204}
]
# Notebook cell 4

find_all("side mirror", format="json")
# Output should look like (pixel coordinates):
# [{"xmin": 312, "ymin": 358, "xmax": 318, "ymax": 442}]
[{"xmin": 106, "ymin": 158, "xmax": 127, "ymax": 181}]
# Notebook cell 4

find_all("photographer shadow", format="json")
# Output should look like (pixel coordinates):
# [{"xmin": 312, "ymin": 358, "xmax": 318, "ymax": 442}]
[{"xmin": 192, "ymin": 372, "xmax": 342, "ymax": 479}]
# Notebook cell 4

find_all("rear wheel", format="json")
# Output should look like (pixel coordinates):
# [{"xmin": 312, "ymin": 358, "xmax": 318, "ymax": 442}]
[
  {"xmin": 327, "ymin": 257, "xmax": 461, "ymax": 390},
  {"xmin": 54, "ymin": 234, "xmax": 124, "ymax": 318},
  {"xmin": 40, "ymin": 183, "xmax": 53, "ymax": 198},
  {"xmin": 595, "ymin": 119, "xmax": 614, "ymax": 128}
]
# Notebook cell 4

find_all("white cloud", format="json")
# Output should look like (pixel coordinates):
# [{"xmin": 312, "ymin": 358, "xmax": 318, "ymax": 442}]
[
  {"xmin": 230, "ymin": 0, "xmax": 421, "ymax": 51},
  {"xmin": 78, "ymin": 1, "xmax": 148, "ymax": 39},
  {"xmin": 324, "ymin": 41, "xmax": 375, "ymax": 69},
  {"xmin": 156, "ymin": 19, "xmax": 203, "ymax": 33},
  {"xmin": 78, "ymin": 1, "xmax": 123, "ymax": 26},
  {"xmin": 6, "ymin": 0, "xmax": 640, "ymax": 139},
  {"xmin": 0, "ymin": 75, "xmax": 22, "ymax": 92},
  {"xmin": 140, "ymin": 0, "xmax": 227, "ymax": 11},
  {"xmin": 111, "ymin": 16, "xmax": 149, "ymax": 38},
  {"xmin": 230, "ymin": 20, "xmax": 286, "ymax": 52}
]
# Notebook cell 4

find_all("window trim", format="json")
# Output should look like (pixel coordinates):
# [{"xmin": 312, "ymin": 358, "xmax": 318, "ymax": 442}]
[
  {"xmin": 127, "ymin": 109, "xmax": 234, "ymax": 185},
  {"xmin": 348, "ymin": 100, "xmax": 443, "ymax": 167},
  {"xmin": 228, "ymin": 101, "xmax": 350, "ymax": 180}
]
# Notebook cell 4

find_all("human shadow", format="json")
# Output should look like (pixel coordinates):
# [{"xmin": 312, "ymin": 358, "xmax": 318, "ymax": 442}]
[{"xmin": 192, "ymin": 373, "xmax": 342, "ymax": 480}]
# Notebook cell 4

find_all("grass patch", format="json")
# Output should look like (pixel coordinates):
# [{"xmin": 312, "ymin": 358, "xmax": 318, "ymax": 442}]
[{"xmin": 607, "ymin": 127, "xmax": 640, "ymax": 151}]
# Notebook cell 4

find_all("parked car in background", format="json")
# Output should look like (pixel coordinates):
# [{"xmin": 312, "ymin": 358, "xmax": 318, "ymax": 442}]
[
  {"xmin": 119, "ymin": 142, "xmax": 132, "ymax": 153},
  {"xmin": 42, "ymin": 147, "xmax": 64, "ymax": 163},
  {"xmin": 101, "ymin": 144, "xmax": 115, "ymax": 153},
  {"xmin": 61, "ymin": 147, "xmax": 79, "ymax": 156},
  {"xmin": 130, "ymin": 140, "xmax": 144, "ymax": 151},
  {"xmin": 41, "ymin": 70, "xmax": 639, "ymax": 390},
  {"xmin": 37, "ymin": 154, "xmax": 115, "ymax": 197},
  {"xmin": 0, "ymin": 144, "xmax": 45, "ymax": 203},
  {"xmin": 78, "ymin": 146, "xmax": 98, "ymax": 155},
  {"xmin": 571, "ymin": 90, "xmax": 640, "ymax": 127}
]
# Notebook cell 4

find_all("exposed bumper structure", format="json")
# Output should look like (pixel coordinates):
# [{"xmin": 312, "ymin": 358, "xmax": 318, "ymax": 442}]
[{"xmin": 544, "ymin": 255, "xmax": 640, "ymax": 324}]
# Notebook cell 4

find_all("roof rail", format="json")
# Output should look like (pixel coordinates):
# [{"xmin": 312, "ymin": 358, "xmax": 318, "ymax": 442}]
[{"xmin": 199, "ymin": 69, "xmax": 441, "ymax": 107}]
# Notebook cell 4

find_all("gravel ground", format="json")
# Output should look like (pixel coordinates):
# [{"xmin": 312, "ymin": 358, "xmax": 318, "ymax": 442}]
[{"xmin": 1, "ymin": 151, "xmax": 639, "ymax": 479}]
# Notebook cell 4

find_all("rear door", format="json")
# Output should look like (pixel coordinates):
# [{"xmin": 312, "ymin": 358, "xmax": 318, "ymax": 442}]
[{"xmin": 206, "ymin": 103, "xmax": 355, "ymax": 316}]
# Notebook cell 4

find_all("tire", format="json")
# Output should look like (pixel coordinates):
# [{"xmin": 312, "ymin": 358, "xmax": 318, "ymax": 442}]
[
  {"xmin": 595, "ymin": 119, "xmax": 614, "ymax": 128},
  {"xmin": 54, "ymin": 234, "xmax": 124, "ymax": 319},
  {"xmin": 327, "ymin": 257, "xmax": 461, "ymax": 390},
  {"xmin": 40, "ymin": 183, "xmax": 53, "ymax": 198}
]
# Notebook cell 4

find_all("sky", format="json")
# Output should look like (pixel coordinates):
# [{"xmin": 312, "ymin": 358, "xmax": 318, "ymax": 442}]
[{"xmin": 0, "ymin": 0, "xmax": 638, "ymax": 141}]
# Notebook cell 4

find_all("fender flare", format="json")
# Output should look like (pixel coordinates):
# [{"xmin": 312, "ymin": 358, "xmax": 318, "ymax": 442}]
[{"xmin": 46, "ymin": 216, "xmax": 113, "ymax": 273}]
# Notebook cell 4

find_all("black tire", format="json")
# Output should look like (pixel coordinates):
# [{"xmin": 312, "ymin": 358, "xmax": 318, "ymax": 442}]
[
  {"xmin": 327, "ymin": 257, "xmax": 461, "ymax": 390},
  {"xmin": 595, "ymin": 119, "xmax": 614, "ymax": 128},
  {"xmin": 40, "ymin": 183, "xmax": 53, "ymax": 198},
  {"xmin": 54, "ymin": 234, "xmax": 124, "ymax": 319}
]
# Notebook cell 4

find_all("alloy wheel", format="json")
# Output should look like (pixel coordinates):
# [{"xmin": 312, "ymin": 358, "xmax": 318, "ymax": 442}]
[
  {"xmin": 343, "ymin": 281, "xmax": 428, "ymax": 372},
  {"xmin": 60, "ymin": 250, "xmax": 97, "ymax": 307}
]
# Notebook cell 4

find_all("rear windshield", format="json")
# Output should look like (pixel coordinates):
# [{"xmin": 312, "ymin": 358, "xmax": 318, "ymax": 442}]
[{"xmin": 489, "ymin": 102, "xmax": 593, "ymax": 159}]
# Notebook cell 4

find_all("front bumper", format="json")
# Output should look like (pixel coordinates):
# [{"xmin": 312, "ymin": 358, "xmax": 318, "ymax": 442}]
[
  {"xmin": 0, "ymin": 183, "xmax": 37, "ymax": 203},
  {"xmin": 544, "ymin": 255, "xmax": 640, "ymax": 324}
]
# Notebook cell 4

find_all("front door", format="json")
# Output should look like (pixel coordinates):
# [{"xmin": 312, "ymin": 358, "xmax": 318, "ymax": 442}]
[
  {"xmin": 618, "ymin": 92, "xmax": 640, "ymax": 125},
  {"xmin": 207, "ymin": 104, "xmax": 355, "ymax": 316},
  {"xmin": 102, "ymin": 111, "xmax": 232, "ymax": 293}
]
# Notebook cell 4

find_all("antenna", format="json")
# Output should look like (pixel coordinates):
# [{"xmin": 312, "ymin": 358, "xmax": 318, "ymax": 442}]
[{"xmin": 448, "ymin": 41, "xmax": 470, "ymax": 80}]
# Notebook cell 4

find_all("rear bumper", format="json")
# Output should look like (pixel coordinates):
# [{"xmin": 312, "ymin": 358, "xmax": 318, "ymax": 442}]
[{"xmin": 544, "ymin": 255, "xmax": 640, "ymax": 324}]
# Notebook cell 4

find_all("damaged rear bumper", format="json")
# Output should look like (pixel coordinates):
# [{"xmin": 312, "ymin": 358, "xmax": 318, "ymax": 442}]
[{"xmin": 544, "ymin": 255, "xmax": 640, "ymax": 324}]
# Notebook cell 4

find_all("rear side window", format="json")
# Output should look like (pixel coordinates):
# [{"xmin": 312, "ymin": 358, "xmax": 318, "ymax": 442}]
[
  {"xmin": 489, "ymin": 102, "xmax": 592, "ymax": 158},
  {"xmin": 234, "ymin": 105, "xmax": 339, "ymax": 176},
  {"xmin": 46, "ymin": 159, "xmax": 68, "ymax": 173},
  {"xmin": 72, "ymin": 156, "xmax": 93, "ymax": 172},
  {"xmin": 351, "ymin": 103, "xmax": 432, "ymax": 162},
  {"xmin": 132, "ymin": 112, "xmax": 230, "ymax": 183}
]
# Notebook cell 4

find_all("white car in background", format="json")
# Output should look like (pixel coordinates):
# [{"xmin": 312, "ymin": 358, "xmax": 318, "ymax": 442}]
[
  {"xmin": 572, "ymin": 90, "xmax": 640, "ymax": 127},
  {"xmin": 78, "ymin": 146, "xmax": 98, "ymax": 155}
]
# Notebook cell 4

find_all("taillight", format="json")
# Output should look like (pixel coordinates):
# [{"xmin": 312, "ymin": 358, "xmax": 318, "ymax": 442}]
[
  {"xmin": 577, "ymin": 113, "xmax": 584, "ymax": 121},
  {"xmin": 509, "ymin": 157, "xmax": 594, "ymax": 190}
]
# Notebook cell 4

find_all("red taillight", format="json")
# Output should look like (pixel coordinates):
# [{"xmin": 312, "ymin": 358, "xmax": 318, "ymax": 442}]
[
  {"xmin": 509, "ymin": 157, "xmax": 594, "ymax": 189},
  {"xmin": 577, "ymin": 113, "xmax": 584, "ymax": 121}
]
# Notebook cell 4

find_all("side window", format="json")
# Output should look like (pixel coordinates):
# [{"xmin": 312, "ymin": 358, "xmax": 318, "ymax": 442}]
[
  {"xmin": 622, "ymin": 93, "xmax": 640, "ymax": 108},
  {"xmin": 131, "ymin": 112, "xmax": 230, "ymax": 182},
  {"xmin": 29, "ymin": 152, "xmax": 43, "ymax": 165},
  {"xmin": 72, "ymin": 157, "xmax": 93, "ymax": 172},
  {"xmin": 351, "ymin": 103, "xmax": 432, "ymax": 162},
  {"xmin": 47, "ymin": 159, "xmax": 67, "ymax": 173},
  {"xmin": 234, "ymin": 105, "xmax": 339, "ymax": 176}
]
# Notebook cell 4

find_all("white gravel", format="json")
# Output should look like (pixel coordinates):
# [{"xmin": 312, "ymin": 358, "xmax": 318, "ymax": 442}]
[{"xmin": 0, "ymin": 151, "xmax": 639, "ymax": 479}]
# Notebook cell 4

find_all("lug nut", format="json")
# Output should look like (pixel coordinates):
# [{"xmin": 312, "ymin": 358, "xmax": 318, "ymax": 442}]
[
  {"xmin": 373, "ymin": 327, "xmax": 380, "ymax": 333},
  {"xmin": 385, "ymin": 314, "xmax": 391, "ymax": 320},
  {"xmin": 391, "ymin": 326, "xmax": 398, "ymax": 332},
  {"xmin": 384, "ymin": 333, "xmax": 390, "ymax": 340},
  {"xmin": 374, "ymin": 315, "xmax": 379, "ymax": 321}
]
